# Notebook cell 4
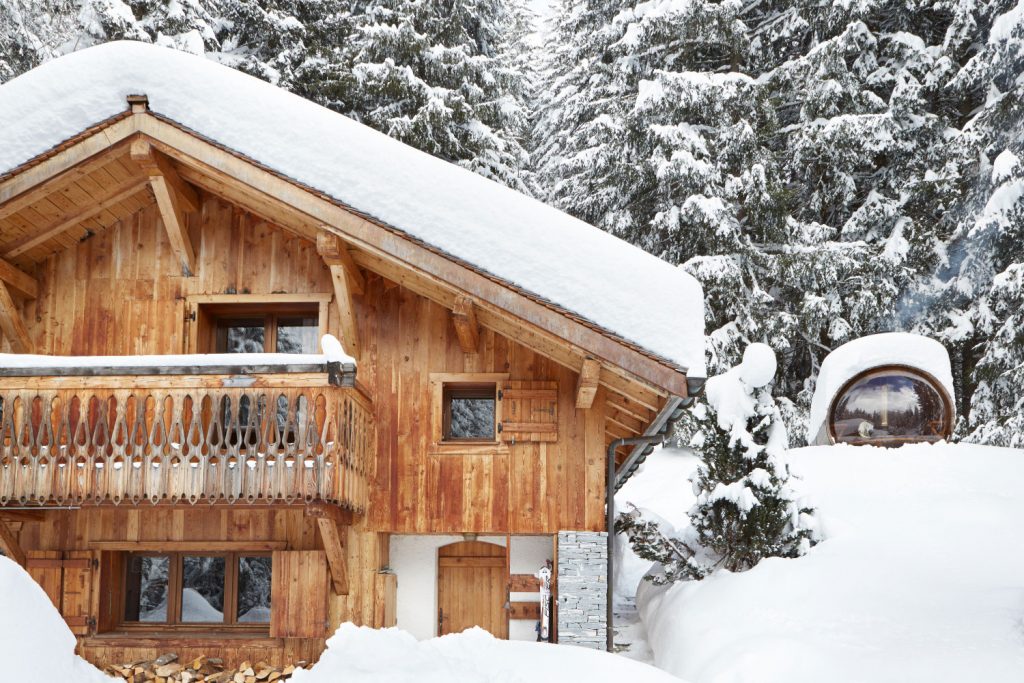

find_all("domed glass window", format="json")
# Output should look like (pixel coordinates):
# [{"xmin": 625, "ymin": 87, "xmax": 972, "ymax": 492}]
[{"xmin": 830, "ymin": 367, "xmax": 951, "ymax": 445}]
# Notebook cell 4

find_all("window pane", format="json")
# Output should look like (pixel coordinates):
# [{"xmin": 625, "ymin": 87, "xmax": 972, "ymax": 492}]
[
  {"xmin": 181, "ymin": 556, "xmax": 226, "ymax": 623},
  {"xmin": 276, "ymin": 316, "xmax": 318, "ymax": 354},
  {"xmin": 124, "ymin": 555, "xmax": 169, "ymax": 622},
  {"xmin": 831, "ymin": 370, "xmax": 947, "ymax": 444},
  {"xmin": 216, "ymin": 319, "xmax": 265, "ymax": 354},
  {"xmin": 449, "ymin": 397, "xmax": 496, "ymax": 439},
  {"xmin": 237, "ymin": 556, "xmax": 273, "ymax": 623}
]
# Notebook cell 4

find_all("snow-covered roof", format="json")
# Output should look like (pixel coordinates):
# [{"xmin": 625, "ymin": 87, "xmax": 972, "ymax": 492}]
[
  {"xmin": 807, "ymin": 333, "xmax": 955, "ymax": 443},
  {"xmin": 0, "ymin": 42, "xmax": 706, "ymax": 378}
]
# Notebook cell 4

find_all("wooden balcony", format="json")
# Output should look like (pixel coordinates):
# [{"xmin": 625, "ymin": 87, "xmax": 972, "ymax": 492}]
[{"xmin": 0, "ymin": 357, "xmax": 372, "ymax": 510}]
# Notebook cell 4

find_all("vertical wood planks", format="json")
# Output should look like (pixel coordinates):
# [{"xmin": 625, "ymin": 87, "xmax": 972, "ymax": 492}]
[{"xmin": 270, "ymin": 550, "xmax": 329, "ymax": 638}]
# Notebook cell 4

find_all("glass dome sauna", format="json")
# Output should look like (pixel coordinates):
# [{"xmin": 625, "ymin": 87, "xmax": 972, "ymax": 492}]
[
  {"xmin": 807, "ymin": 333, "xmax": 956, "ymax": 447},
  {"xmin": 828, "ymin": 366, "xmax": 952, "ymax": 446}
]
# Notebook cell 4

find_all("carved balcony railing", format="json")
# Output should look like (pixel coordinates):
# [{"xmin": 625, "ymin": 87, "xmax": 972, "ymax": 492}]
[{"xmin": 0, "ymin": 356, "xmax": 372, "ymax": 511}]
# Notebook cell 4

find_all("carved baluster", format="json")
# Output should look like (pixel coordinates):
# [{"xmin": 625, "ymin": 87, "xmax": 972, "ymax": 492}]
[
  {"xmin": 182, "ymin": 393, "xmax": 205, "ymax": 504},
  {"xmin": 240, "ymin": 393, "xmax": 264, "ymax": 504},
  {"xmin": 31, "ymin": 392, "xmax": 57, "ymax": 504},
  {"xmin": 124, "ymin": 394, "xmax": 147, "ymax": 504},
  {"xmin": 223, "ymin": 392, "xmax": 244, "ymax": 504},
  {"xmin": 166, "ymin": 392, "xmax": 188, "ymax": 504},
  {"xmin": 146, "ymin": 394, "xmax": 169, "ymax": 504},
  {"xmin": 0, "ymin": 392, "xmax": 13, "ymax": 505},
  {"xmin": 107, "ymin": 391, "xmax": 131, "ymax": 505},
  {"xmin": 204, "ymin": 393, "xmax": 227, "ymax": 503}
]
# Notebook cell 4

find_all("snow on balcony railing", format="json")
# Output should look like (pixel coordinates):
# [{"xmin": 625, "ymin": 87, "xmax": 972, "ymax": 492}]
[{"xmin": 0, "ymin": 336, "xmax": 371, "ymax": 509}]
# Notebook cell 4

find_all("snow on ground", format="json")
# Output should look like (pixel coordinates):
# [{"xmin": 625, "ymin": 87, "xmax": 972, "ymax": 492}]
[
  {"xmin": 291, "ymin": 623, "xmax": 687, "ymax": 683},
  {"xmin": 635, "ymin": 442, "xmax": 1024, "ymax": 683},
  {"xmin": 0, "ymin": 556, "xmax": 114, "ymax": 682},
  {"xmin": 0, "ymin": 42, "xmax": 705, "ymax": 376}
]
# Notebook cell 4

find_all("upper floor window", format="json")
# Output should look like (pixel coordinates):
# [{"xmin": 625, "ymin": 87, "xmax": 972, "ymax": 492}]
[
  {"xmin": 214, "ymin": 310, "xmax": 318, "ymax": 354},
  {"xmin": 829, "ymin": 367, "xmax": 951, "ymax": 446},
  {"xmin": 443, "ymin": 383, "xmax": 497, "ymax": 441}
]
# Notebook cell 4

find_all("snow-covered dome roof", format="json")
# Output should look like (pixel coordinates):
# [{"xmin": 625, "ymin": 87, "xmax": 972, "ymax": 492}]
[
  {"xmin": 808, "ymin": 333, "xmax": 955, "ymax": 445},
  {"xmin": 0, "ymin": 41, "xmax": 706, "ymax": 378}
]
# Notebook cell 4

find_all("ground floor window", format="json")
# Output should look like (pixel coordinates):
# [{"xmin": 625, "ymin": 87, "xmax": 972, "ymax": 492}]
[{"xmin": 122, "ymin": 552, "xmax": 272, "ymax": 628}]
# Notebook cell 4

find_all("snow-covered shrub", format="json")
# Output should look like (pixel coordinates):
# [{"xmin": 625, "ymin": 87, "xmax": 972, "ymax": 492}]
[{"xmin": 617, "ymin": 344, "xmax": 817, "ymax": 582}]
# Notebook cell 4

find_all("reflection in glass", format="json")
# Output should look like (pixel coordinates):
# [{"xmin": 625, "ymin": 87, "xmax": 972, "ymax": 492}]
[
  {"xmin": 124, "ymin": 555, "xmax": 170, "ymax": 622},
  {"xmin": 237, "ymin": 556, "xmax": 273, "ymax": 623},
  {"xmin": 449, "ymin": 396, "xmax": 496, "ymax": 439},
  {"xmin": 216, "ymin": 318, "xmax": 266, "ymax": 354},
  {"xmin": 181, "ymin": 556, "xmax": 225, "ymax": 623},
  {"xmin": 276, "ymin": 316, "xmax": 318, "ymax": 354},
  {"xmin": 831, "ymin": 369, "xmax": 947, "ymax": 445}
]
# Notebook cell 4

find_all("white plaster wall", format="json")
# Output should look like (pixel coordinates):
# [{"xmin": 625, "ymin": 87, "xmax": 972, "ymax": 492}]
[{"xmin": 388, "ymin": 534, "xmax": 553, "ymax": 641}]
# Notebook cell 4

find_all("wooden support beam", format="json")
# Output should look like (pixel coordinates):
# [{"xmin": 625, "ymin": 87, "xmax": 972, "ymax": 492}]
[
  {"xmin": 0, "ymin": 518, "xmax": 26, "ymax": 567},
  {"xmin": 317, "ymin": 230, "xmax": 365, "ymax": 295},
  {"xmin": 305, "ymin": 501, "xmax": 355, "ymax": 526},
  {"xmin": 327, "ymin": 262, "xmax": 360, "ymax": 359},
  {"xmin": 130, "ymin": 139, "xmax": 198, "ymax": 275},
  {"xmin": 4, "ymin": 177, "xmax": 150, "ymax": 259},
  {"xmin": 315, "ymin": 516, "xmax": 350, "ymax": 595},
  {"xmin": 0, "ymin": 281, "xmax": 31, "ymax": 352},
  {"xmin": 451, "ymin": 295, "xmax": 480, "ymax": 354},
  {"xmin": 0, "ymin": 258, "xmax": 37, "ymax": 299},
  {"xmin": 576, "ymin": 358, "xmax": 601, "ymax": 409}
]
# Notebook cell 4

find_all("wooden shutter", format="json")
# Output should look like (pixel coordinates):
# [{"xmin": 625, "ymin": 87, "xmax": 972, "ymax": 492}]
[
  {"xmin": 61, "ymin": 551, "xmax": 94, "ymax": 635},
  {"xmin": 270, "ymin": 550, "xmax": 329, "ymax": 638},
  {"xmin": 25, "ymin": 550, "xmax": 95, "ymax": 635},
  {"xmin": 500, "ymin": 381, "xmax": 558, "ymax": 442},
  {"xmin": 25, "ymin": 550, "xmax": 63, "ymax": 609}
]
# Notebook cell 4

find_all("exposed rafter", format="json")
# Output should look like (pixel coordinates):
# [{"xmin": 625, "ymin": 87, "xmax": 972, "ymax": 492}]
[
  {"xmin": 4, "ymin": 176, "xmax": 150, "ymax": 259},
  {"xmin": 130, "ymin": 138, "xmax": 198, "ymax": 276},
  {"xmin": 451, "ymin": 295, "xmax": 480, "ymax": 354},
  {"xmin": 576, "ymin": 358, "xmax": 601, "ymax": 409}
]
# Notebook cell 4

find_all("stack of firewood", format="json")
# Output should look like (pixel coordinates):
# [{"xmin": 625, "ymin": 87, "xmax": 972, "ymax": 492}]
[{"xmin": 103, "ymin": 654, "xmax": 307, "ymax": 683}]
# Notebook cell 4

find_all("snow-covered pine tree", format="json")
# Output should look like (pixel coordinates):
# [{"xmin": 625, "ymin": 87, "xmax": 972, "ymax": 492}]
[
  {"xmin": 320, "ymin": 0, "xmax": 533, "ymax": 191},
  {"xmin": 617, "ymin": 344, "xmax": 817, "ymax": 582}
]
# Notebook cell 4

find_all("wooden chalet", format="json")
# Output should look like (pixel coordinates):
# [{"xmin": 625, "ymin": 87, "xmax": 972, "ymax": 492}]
[{"xmin": 0, "ymin": 42, "xmax": 705, "ymax": 668}]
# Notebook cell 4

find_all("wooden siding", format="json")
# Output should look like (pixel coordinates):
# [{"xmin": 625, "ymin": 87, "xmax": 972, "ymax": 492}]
[
  {"xmin": 7, "ymin": 193, "xmax": 609, "ymax": 534},
  {"xmin": 14, "ymin": 506, "xmax": 389, "ymax": 669}
]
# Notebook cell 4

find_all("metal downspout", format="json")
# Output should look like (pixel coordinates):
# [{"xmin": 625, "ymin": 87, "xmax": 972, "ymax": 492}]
[{"xmin": 605, "ymin": 434, "xmax": 666, "ymax": 652}]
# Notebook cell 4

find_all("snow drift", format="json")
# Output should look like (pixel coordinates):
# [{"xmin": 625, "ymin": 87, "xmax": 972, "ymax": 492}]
[
  {"xmin": 636, "ymin": 443, "xmax": 1024, "ymax": 682},
  {"xmin": 291, "ymin": 622, "xmax": 686, "ymax": 683},
  {"xmin": 0, "ymin": 556, "xmax": 113, "ymax": 682}
]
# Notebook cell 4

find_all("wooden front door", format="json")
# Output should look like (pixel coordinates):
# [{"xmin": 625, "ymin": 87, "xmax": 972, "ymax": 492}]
[{"xmin": 437, "ymin": 541, "xmax": 508, "ymax": 638}]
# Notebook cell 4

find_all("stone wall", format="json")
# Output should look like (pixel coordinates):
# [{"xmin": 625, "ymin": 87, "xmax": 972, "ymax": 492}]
[{"xmin": 556, "ymin": 530, "xmax": 607, "ymax": 649}]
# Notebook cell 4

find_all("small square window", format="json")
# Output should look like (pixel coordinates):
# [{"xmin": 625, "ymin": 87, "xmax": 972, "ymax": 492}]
[{"xmin": 443, "ymin": 383, "xmax": 497, "ymax": 441}]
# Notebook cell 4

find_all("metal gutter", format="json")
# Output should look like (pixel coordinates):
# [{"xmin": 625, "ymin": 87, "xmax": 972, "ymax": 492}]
[{"xmin": 613, "ymin": 376, "xmax": 707, "ymax": 492}]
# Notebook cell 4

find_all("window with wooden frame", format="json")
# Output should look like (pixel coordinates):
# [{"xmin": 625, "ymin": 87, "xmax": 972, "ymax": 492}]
[
  {"xmin": 120, "ymin": 552, "xmax": 272, "ymax": 630},
  {"xmin": 186, "ymin": 294, "xmax": 332, "ymax": 355},
  {"xmin": 443, "ymin": 383, "xmax": 498, "ymax": 442},
  {"xmin": 429, "ymin": 373, "xmax": 508, "ymax": 451}
]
